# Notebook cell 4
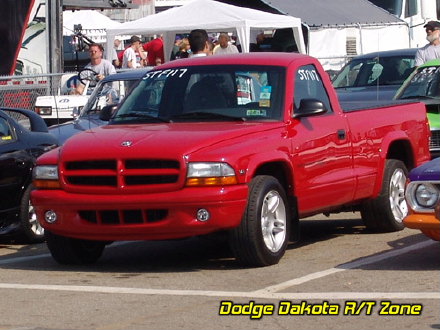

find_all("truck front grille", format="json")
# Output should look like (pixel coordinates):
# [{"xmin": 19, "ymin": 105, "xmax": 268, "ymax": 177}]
[
  {"xmin": 79, "ymin": 209, "xmax": 168, "ymax": 225},
  {"xmin": 62, "ymin": 158, "xmax": 181, "ymax": 192},
  {"xmin": 430, "ymin": 129, "xmax": 440, "ymax": 150}
]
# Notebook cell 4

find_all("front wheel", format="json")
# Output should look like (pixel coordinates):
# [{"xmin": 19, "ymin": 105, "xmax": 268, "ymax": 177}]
[
  {"xmin": 361, "ymin": 159, "xmax": 408, "ymax": 232},
  {"xmin": 45, "ymin": 231, "xmax": 106, "ymax": 265},
  {"xmin": 17, "ymin": 185, "xmax": 45, "ymax": 243},
  {"xmin": 229, "ymin": 175, "xmax": 291, "ymax": 267}
]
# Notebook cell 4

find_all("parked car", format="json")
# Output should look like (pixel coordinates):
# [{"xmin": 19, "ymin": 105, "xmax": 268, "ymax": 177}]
[
  {"xmin": 333, "ymin": 48, "xmax": 417, "ymax": 101},
  {"xmin": 394, "ymin": 59, "xmax": 440, "ymax": 158},
  {"xmin": 49, "ymin": 68, "xmax": 149, "ymax": 145},
  {"xmin": 404, "ymin": 157, "xmax": 440, "ymax": 241},
  {"xmin": 31, "ymin": 53, "xmax": 430, "ymax": 266},
  {"xmin": 0, "ymin": 108, "xmax": 57, "ymax": 242}
]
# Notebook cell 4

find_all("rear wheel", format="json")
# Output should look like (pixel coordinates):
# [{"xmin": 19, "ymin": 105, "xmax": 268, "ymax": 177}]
[
  {"xmin": 361, "ymin": 159, "xmax": 408, "ymax": 232},
  {"xmin": 229, "ymin": 175, "xmax": 290, "ymax": 267},
  {"xmin": 45, "ymin": 230, "xmax": 105, "ymax": 265}
]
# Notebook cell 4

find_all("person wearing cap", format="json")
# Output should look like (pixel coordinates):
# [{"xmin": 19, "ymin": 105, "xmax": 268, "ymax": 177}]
[
  {"xmin": 415, "ymin": 21, "xmax": 440, "ymax": 66},
  {"xmin": 122, "ymin": 35, "xmax": 147, "ymax": 69}
]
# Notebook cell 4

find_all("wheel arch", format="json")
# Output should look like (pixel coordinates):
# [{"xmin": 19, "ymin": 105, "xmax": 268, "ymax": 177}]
[
  {"xmin": 251, "ymin": 160, "xmax": 300, "ymax": 242},
  {"xmin": 373, "ymin": 136, "xmax": 415, "ymax": 197}
]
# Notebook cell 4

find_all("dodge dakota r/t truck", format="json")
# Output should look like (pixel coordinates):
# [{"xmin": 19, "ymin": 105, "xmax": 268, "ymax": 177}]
[{"xmin": 31, "ymin": 53, "xmax": 431, "ymax": 267}]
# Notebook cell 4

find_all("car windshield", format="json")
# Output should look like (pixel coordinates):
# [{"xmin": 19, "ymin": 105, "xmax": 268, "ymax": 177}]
[
  {"xmin": 396, "ymin": 65, "xmax": 440, "ymax": 99},
  {"xmin": 333, "ymin": 55, "xmax": 415, "ymax": 88},
  {"xmin": 112, "ymin": 65, "xmax": 285, "ymax": 123},
  {"xmin": 80, "ymin": 78, "xmax": 140, "ymax": 117}
]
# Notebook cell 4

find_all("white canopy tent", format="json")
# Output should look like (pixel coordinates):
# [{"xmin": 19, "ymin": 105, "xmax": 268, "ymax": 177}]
[
  {"xmin": 105, "ymin": 0, "xmax": 305, "ymax": 62},
  {"xmin": 63, "ymin": 10, "xmax": 123, "ymax": 43}
]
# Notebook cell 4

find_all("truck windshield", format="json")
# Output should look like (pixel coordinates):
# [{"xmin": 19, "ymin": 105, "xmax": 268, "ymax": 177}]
[
  {"xmin": 112, "ymin": 65, "xmax": 285, "ymax": 123},
  {"xmin": 396, "ymin": 65, "xmax": 440, "ymax": 99},
  {"xmin": 368, "ymin": 0, "xmax": 403, "ymax": 16},
  {"xmin": 333, "ymin": 55, "xmax": 415, "ymax": 88}
]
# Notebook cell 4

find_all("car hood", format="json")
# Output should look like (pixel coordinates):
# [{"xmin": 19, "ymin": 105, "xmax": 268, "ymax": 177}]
[
  {"xmin": 409, "ymin": 158, "xmax": 440, "ymax": 181},
  {"xmin": 48, "ymin": 114, "xmax": 106, "ymax": 145},
  {"xmin": 336, "ymin": 85, "xmax": 398, "ymax": 102},
  {"xmin": 60, "ymin": 122, "xmax": 283, "ymax": 161}
]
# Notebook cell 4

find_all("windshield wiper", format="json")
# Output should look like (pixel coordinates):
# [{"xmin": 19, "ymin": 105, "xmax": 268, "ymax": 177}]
[
  {"xmin": 114, "ymin": 113, "xmax": 170, "ymax": 123},
  {"xmin": 170, "ymin": 111, "xmax": 245, "ymax": 121}
]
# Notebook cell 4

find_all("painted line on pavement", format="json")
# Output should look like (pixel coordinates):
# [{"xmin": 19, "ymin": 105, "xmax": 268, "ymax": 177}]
[
  {"xmin": 255, "ymin": 240, "xmax": 436, "ymax": 294},
  {"xmin": 0, "ymin": 283, "xmax": 438, "ymax": 300},
  {"xmin": 0, "ymin": 240, "xmax": 436, "ymax": 301}
]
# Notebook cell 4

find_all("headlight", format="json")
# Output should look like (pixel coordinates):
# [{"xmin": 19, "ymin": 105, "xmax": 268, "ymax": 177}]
[
  {"xmin": 186, "ymin": 162, "xmax": 237, "ymax": 186},
  {"xmin": 415, "ymin": 183, "xmax": 439, "ymax": 208},
  {"xmin": 406, "ymin": 182, "xmax": 439, "ymax": 212},
  {"xmin": 33, "ymin": 165, "xmax": 60, "ymax": 189},
  {"xmin": 35, "ymin": 106, "xmax": 52, "ymax": 115}
]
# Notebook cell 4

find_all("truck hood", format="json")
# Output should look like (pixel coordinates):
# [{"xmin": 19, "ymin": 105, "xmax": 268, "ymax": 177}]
[
  {"xmin": 48, "ymin": 114, "xmax": 106, "ymax": 145},
  {"xmin": 336, "ymin": 85, "xmax": 398, "ymax": 102},
  {"xmin": 60, "ymin": 122, "xmax": 283, "ymax": 160},
  {"xmin": 36, "ymin": 95, "xmax": 89, "ymax": 108}
]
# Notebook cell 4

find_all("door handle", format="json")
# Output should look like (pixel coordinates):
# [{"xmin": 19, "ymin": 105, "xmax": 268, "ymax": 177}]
[{"xmin": 337, "ymin": 129, "xmax": 346, "ymax": 140}]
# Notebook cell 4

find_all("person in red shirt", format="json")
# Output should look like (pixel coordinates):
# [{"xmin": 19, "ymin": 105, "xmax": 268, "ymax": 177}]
[{"xmin": 143, "ymin": 36, "xmax": 165, "ymax": 66}]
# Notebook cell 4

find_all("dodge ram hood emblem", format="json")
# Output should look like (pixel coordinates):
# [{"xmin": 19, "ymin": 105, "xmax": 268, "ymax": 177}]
[{"xmin": 121, "ymin": 141, "xmax": 133, "ymax": 147}]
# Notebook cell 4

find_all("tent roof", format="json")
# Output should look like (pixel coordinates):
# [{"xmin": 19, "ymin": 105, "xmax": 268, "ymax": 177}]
[
  {"xmin": 106, "ymin": 0, "xmax": 302, "ymax": 35},
  {"xmin": 63, "ymin": 10, "xmax": 121, "ymax": 36},
  {"xmin": 217, "ymin": 0, "xmax": 405, "ymax": 28}
]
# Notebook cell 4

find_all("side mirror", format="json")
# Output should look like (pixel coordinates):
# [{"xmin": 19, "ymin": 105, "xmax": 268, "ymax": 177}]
[
  {"xmin": 293, "ymin": 98, "xmax": 327, "ymax": 118},
  {"xmin": 99, "ymin": 104, "xmax": 118, "ymax": 121}
]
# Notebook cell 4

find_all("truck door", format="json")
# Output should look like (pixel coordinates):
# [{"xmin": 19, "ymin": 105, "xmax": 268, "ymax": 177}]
[{"xmin": 289, "ymin": 64, "xmax": 355, "ymax": 214}]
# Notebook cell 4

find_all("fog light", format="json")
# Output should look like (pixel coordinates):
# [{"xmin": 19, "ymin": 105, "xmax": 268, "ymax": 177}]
[
  {"xmin": 196, "ymin": 209, "xmax": 210, "ymax": 222},
  {"xmin": 44, "ymin": 210, "xmax": 57, "ymax": 223}
]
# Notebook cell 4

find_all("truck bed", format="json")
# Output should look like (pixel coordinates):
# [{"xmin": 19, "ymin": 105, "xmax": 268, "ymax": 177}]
[{"xmin": 340, "ymin": 99, "xmax": 420, "ymax": 112}]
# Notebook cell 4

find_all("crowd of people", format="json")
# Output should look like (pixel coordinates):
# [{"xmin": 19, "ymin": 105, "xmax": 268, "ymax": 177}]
[{"xmin": 73, "ymin": 20, "xmax": 440, "ymax": 93}]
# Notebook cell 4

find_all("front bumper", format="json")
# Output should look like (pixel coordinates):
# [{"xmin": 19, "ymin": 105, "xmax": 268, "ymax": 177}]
[
  {"xmin": 31, "ymin": 185, "xmax": 248, "ymax": 241},
  {"xmin": 403, "ymin": 213, "xmax": 440, "ymax": 241}
]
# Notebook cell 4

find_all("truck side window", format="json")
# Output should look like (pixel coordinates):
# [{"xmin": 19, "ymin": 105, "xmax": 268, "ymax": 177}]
[{"xmin": 294, "ymin": 64, "xmax": 332, "ymax": 112}]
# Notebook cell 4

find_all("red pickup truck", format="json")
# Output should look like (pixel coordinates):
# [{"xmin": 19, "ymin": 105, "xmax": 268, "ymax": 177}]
[{"xmin": 31, "ymin": 53, "xmax": 430, "ymax": 267}]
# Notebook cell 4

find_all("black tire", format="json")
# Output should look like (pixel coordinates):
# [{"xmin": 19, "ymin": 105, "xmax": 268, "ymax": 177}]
[
  {"xmin": 17, "ymin": 185, "xmax": 45, "ymax": 243},
  {"xmin": 229, "ymin": 175, "xmax": 291, "ymax": 267},
  {"xmin": 361, "ymin": 159, "xmax": 408, "ymax": 232},
  {"xmin": 45, "ymin": 230, "xmax": 105, "ymax": 265}
]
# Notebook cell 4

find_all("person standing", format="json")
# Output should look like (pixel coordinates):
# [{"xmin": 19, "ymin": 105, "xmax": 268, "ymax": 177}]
[
  {"xmin": 213, "ymin": 33, "xmax": 239, "ymax": 55},
  {"xmin": 188, "ymin": 29, "xmax": 210, "ymax": 57},
  {"xmin": 122, "ymin": 36, "xmax": 146, "ymax": 69},
  {"xmin": 415, "ymin": 21, "xmax": 440, "ymax": 66},
  {"xmin": 73, "ymin": 43, "xmax": 116, "ymax": 95},
  {"xmin": 143, "ymin": 36, "xmax": 165, "ymax": 66}
]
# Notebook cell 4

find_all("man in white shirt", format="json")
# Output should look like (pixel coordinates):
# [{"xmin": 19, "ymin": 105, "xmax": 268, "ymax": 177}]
[
  {"xmin": 213, "ymin": 33, "xmax": 239, "ymax": 55},
  {"xmin": 74, "ymin": 43, "xmax": 116, "ymax": 95},
  {"xmin": 122, "ymin": 35, "xmax": 146, "ymax": 68},
  {"xmin": 415, "ymin": 21, "xmax": 440, "ymax": 66}
]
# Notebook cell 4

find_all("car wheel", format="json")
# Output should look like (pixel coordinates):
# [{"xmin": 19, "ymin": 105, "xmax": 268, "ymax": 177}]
[
  {"xmin": 18, "ymin": 185, "xmax": 45, "ymax": 243},
  {"xmin": 361, "ymin": 159, "xmax": 408, "ymax": 232},
  {"xmin": 229, "ymin": 175, "xmax": 290, "ymax": 267},
  {"xmin": 45, "ymin": 230, "xmax": 105, "ymax": 265}
]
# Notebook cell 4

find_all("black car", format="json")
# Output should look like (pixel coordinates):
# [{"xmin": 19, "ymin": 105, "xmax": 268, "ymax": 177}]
[{"xmin": 0, "ymin": 108, "xmax": 57, "ymax": 242}]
